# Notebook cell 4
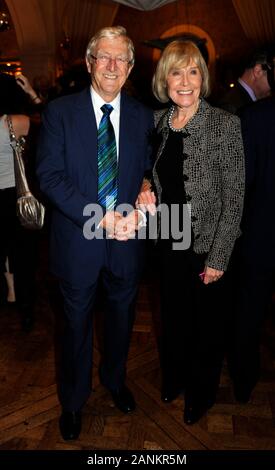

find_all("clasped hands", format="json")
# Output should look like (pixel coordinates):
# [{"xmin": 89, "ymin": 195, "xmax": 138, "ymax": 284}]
[
  {"xmin": 99, "ymin": 179, "xmax": 157, "ymax": 241},
  {"xmin": 99, "ymin": 209, "xmax": 143, "ymax": 241}
]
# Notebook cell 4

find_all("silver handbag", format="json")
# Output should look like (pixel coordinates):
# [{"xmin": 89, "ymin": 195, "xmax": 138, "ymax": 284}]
[{"xmin": 7, "ymin": 115, "xmax": 45, "ymax": 230}]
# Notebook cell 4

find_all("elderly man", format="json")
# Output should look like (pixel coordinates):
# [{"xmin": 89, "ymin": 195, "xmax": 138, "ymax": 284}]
[{"xmin": 37, "ymin": 26, "xmax": 153, "ymax": 440}]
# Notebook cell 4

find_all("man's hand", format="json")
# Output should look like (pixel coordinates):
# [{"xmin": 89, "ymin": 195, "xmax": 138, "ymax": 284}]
[
  {"xmin": 114, "ymin": 210, "xmax": 144, "ymax": 241},
  {"xmin": 99, "ymin": 210, "xmax": 146, "ymax": 241},
  {"xmin": 98, "ymin": 211, "xmax": 123, "ymax": 238}
]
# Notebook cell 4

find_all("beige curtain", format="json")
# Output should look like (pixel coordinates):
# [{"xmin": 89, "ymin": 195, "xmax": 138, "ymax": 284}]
[
  {"xmin": 59, "ymin": 0, "xmax": 119, "ymax": 63},
  {"xmin": 232, "ymin": 0, "xmax": 275, "ymax": 45}
]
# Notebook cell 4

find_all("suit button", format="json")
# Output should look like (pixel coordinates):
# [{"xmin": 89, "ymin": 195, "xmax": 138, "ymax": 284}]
[
  {"xmin": 182, "ymin": 153, "xmax": 189, "ymax": 160},
  {"xmin": 183, "ymin": 174, "xmax": 189, "ymax": 181},
  {"xmin": 186, "ymin": 194, "xmax": 192, "ymax": 201},
  {"xmin": 191, "ymin": 216, "xmax": 197, "ymax": 222}
]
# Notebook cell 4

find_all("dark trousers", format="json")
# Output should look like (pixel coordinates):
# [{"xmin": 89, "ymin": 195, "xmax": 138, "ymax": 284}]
[
  {"xmin": 159, "ymin": 241, "xmax": 228, "ymax": 405},
  {"xmin": 59, "ymin": 269, "xmax": 138, "ymax": 412},
  {"xmin": 0, "ymin": 187, "xmax": 37, "ymax": 313},
  {"xmin": 228, "ymin": 252, "xmax": 275, "ymax": 391}
]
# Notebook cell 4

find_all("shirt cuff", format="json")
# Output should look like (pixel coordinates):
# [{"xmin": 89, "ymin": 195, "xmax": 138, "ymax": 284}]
[{"xmin": 136, "ymin": 209, "xmax": 147, "ymax": 227}]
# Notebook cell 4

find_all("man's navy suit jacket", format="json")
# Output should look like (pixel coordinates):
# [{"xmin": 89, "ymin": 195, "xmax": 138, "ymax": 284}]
[
  {"xmin": 37, "ymin": 88, "xmax": 154, "ymax": 286},
  {"xmin": 218, "ymin": 82, "xmax": 253, "ymax": 116},
  {"xmin": 240, "ymin": 96, "xmax": 275, "ymax": 266}
]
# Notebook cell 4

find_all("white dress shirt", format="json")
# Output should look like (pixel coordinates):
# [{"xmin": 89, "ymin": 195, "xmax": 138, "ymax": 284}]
[
  {"xmin": 90, "ymin": 86, "xmax": 120, "ymax": 159},
  {"xmin": 90, "ymin": 87, "xmax": 146, "ymax": 226},
  {"xmin": 238, "ymin": 78, "xmax": 257, "ymax": 102}
]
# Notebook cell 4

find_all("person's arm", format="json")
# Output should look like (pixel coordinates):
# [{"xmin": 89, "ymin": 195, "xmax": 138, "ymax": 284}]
[
  {"xmin": 7, "ymin": 115, "xmax": 32, "ymax": 197},
  {"xmin": 205, "ymin": 114, "xmax": 245, "ymax": 272},
  {"xmin": 8, "ymin": 114, "xmax": 30, "ymax": 138},
  {"xmin": 16, "ymin": 75, "xmax": 42, "ymax": 105},
  {"xmin": 36, "ymin": 102, "xmax": 95, "ymax": 228},
  {"xmin": 136, "ymin": 177, "xmax": 156, "ymax": 216}
]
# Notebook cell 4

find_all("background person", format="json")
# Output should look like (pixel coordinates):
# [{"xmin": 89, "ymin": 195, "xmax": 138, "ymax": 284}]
[
  {"xmin": 228, "ymin": 96, "xmax": 275, "ymax": 402},
  {"xmin": 0, "ymin": 72, "xmax": 38, "ymax": 331},
  {"xmin": 218, "ymin": 48, "xmax": 274, "ymax": 115}
]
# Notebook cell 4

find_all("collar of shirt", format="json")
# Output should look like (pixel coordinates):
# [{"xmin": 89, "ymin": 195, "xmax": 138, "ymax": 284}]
[
  {"xmin": 238, "ymin": 78, "xmax": 257, "ymax": 102},
  {"xmin": 90, "ymin": 86, "xmax": 120, "ymax": 158}
]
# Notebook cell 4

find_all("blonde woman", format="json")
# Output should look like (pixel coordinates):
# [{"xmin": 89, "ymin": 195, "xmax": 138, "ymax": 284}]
[{"xmin": 139, "ymin": 41, "xmax": 245, "ymax": 424}]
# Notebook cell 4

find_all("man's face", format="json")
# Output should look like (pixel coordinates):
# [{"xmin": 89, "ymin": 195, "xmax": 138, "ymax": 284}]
[
  {"xmin": 266, "ymin": 57, "xmax": 275, "ymax": 92},
  {"xmin": 254, "ymin": 62, "xmax": 274, "ymax": 99},
  {"xmin": 86, "ymin": 36, "xmax": 133, "ymax": 102}
]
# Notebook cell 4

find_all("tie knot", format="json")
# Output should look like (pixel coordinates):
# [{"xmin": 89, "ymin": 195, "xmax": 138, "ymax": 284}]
[{"xmin": 101, "ymin": 104, "xmax": 113, "ymax": 116}]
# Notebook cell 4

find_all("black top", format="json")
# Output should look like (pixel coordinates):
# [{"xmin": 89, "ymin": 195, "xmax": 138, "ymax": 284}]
[
  {"xmin": 156, "ymin": 129, "xmax": 187, "ymax": 205},
  {"xmin": 156, "ymin": 129, "xmax": 191, "ymax": 244}
]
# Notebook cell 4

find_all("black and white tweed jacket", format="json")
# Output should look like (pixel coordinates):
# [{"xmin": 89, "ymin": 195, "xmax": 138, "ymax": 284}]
[{"xmin": 153, "ymin": 98, "xmax": 245, "ymax": 271}]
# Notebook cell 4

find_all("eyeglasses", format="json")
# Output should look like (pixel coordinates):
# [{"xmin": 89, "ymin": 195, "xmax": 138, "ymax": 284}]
[
  {"xmin": 90, "ymin": 54, "xmax": 131, "ymax": 67},
  {"xmin": 261, "ymin": 63, "xmax": 272, "ymax": 72}
]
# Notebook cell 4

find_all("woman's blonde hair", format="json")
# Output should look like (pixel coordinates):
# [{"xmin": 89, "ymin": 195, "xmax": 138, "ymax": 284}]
[{"xmin": 152, "ymin": 40, "xmax": 210, "ymax": 103}]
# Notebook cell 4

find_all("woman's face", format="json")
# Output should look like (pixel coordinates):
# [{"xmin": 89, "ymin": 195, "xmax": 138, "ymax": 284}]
[{"xmin": 166, "ymin": 58, "xmax": 202, "ymax": 110}]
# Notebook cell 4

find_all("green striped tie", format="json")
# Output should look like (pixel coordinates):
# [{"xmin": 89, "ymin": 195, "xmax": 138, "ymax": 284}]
[{"xmin": 97, "ymin": 104, "xmax": 118, "ymax": 210}]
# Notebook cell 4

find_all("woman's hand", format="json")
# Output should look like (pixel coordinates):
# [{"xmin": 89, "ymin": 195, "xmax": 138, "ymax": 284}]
[
  {"xmin": 202, "ymin": 267, "xmax": 224, "ymax": 285},
  {"xmin": 16, "ymin": 74, "xmax": 42, "ymax": 103},
  {"xmin": 136, "ymin": 178, "xmax": 157, "ymax": 216},
  {"xmin": 16, "ymin": 74, "xmax": 35, "ymax": 96}
]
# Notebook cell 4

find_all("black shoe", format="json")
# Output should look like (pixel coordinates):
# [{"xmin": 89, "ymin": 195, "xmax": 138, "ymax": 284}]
[
  {"xmin": 161, "ymin": 386, "xmax": 182, "ymax": 403},
  {"xmin": 59, "ymin": 410, "xmax": 82, "ymax": 440},
  {"xmin": 21, "ymin": 315, "xmax": 34, "ymax": 332},
  {"xmin": 111, "ymin": 386, "xmax": 136, "ymax": 413},
  {"xmin": 184, "ymin": 399, "xmax": 214, "ymax": 425},
  {"xmin": 234, "ymin": 385, "xmax": 253, "ymax": 404}
]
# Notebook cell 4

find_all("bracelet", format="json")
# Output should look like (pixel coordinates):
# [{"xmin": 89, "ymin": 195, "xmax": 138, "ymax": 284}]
[{"xmin": 31, "ymin": 95, "xmax": 40, "ymax": 102}]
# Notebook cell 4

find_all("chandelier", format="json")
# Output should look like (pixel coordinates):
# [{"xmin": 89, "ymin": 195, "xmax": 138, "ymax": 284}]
[{"xmin": 0, "ymin": 12, "xmax": 10, "ymax": 32}]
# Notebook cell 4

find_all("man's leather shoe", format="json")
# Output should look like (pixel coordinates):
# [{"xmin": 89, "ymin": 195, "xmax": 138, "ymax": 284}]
[
  {"xmin": 111, "ymin": 386, "xmax": 136, "ymax": 413},
  {"xmin": 161, "ymin": 387, "xmax": 182, "ymax": 403},
  {"xmin": 59, "ymin": 410, "xmax": 82, "ymax": 440},
  {"xmin": 21, "ymin": 314, "xmax": 34, "ymax": 332}
]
